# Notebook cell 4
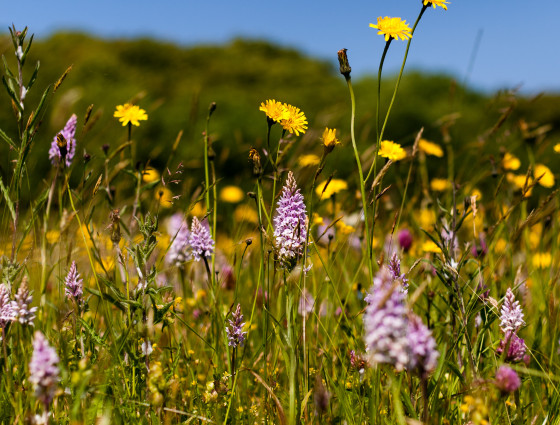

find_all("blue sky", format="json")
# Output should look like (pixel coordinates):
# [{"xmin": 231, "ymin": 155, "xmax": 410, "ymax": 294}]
[{"xmin": 3, "ymin": 0, "xmax": 558, "ymax": 93}]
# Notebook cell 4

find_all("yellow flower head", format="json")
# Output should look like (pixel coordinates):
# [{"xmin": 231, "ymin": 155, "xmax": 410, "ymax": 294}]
[
  {"xmin": 219, "ymin": 185, "xmax": 245, "ymax": 203},
  {"xmin": 554, "ymin": 143, "xmax": 560, "ymax": 153},
  {"xmin": 422, "ymin": 240, "xmax": 441, "ymax": 253},
  {"xmin": 370, "ymin": 17, "xmax": 412, "ymax": 42},
  {"xmin": 419, "ymin": 138, "xmax": 444, "ymax": 157},
  {"xmin": 316, "ymin": 179, "xmax": 348, "ymax": 198},
  {"xmin": 142, "ymin": 167, "xmax": 160, "ymax": 183},
  {"xmin": 378, "ymin": 140, "xmax": 406, "ymax": 161},
  {"xmin": 156, "ymin": 187, "xmax": 174, "ymax": 208},
  {"xmin": 234, "ymin": 204, "xmax": 259, "ymax": 224},
  {"xmin": 534, "ymin": 164, "xmax": 555, "ymax": 188},
  {"xmin": 423, "ymin": 0, "xmax": 450, "ymax": 10},
  {"xmin": 298, "ymin": 154, "xmax": 321, "ymax": 167},
  {"xmin": 430, "ymin": 178, "xmax": 451, "ymax": 192},
  {"xmin": 502, "ymin": 152, "xmax": 521, "ymax": 171},
  {"xmin": 321, "ymin": 128, "xmax": 340, "ymax": 151},
  {"xmin": 259, "ymin": 99, "xmax": 288, "ymax": 123},
  {"xmin": 114, "ymin": 103, "xmax": 148, "ymax": 127},
  {"xmin": 533, "ymin": 252, "xmax": 552, "ymax": 268},
  {"xmin": 280, "ymin": 103, "xmax": 308, "ymax": 136}
]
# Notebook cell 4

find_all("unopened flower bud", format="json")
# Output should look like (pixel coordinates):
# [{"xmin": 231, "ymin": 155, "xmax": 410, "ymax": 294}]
[{"xmin": 338, "ymin": 49, "xmax": 352, "ymax": 79}]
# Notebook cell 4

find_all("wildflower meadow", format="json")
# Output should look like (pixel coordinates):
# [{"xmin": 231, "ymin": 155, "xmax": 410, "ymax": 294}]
[{"xmin": 2, "ymin": 1, "xmax": 560, "ymax": 424}]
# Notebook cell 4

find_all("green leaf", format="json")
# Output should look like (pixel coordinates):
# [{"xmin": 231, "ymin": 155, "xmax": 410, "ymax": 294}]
[
  {"xmin": 0, "ymin": 127, "xmax": 17, "ymax": 150},
  {"xmin": 0, "ymin": 177, "xmax": 15, "ymax": 222},
  {"xmin": 27, "ymin": 84, "xmax": 50, "ymax": 131},
  {"xmin": 26, "ymin": 61, "xmax": 39, "ymax": 90},
  {"xmin": 2, "ymin": 55, "xmax": 15, "ymax": 80},
  {"xmin": 2, "ymin": 76, "xmax": 22, "ymax": 112},
  {"xmin": 78, "ymin": 317, "xmax": 108, "ymax": 348}
]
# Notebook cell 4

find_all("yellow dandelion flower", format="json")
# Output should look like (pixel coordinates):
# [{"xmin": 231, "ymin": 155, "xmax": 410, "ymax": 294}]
[
  {"xmin": 554, "ymin": 143, "xmax": 560, "ymax": 153},
  {"xmin": 219, "ymin": 185, "xmax": 245, "ymax": 203},
  {"xmin": 46, "ymin": 230, "xmax": 61, "ymax": 244},
  {"xmin": 369, "ymin": 17, "xmax": 412, "ymax": 42},
  {"xmin": 316, "ymin": 179, "xmax": 348, "ymax": 198},
  {"xmin": 259, "ymin": 99, "xmax": 288, "ymax": 123},
  {"xmin": 422, "ymin": 240, "xmax": 441, "ymax": 253},
  {"xmin": 142, "ymin": 167, "xmax": 160, "ymax": 183},
  {"xmin": 419, "ymin": 138, "xmax": 444, "ymax": 157},
  {"xmin": 379, "ymin": 140, "xmax": 406, "ymax": 161},
  {"xmin": 312, "ymin": 213, "xmax": 324, "ymax": 226},
  {"xmin": 502, "ymin": 152, "xmax": 521, "ymax": 171},
  {"xmin": 280, "ymin": 103, "xmax": 308, "ymax": 136},
  {"xmin": 533, "ymin": 252, "xmax": 551, "ymax": 268},
  {"xmin": 234, "ymin": 204, "xmax": 259, "ymax": 224},
  {"xmin": 321, "ymin": 127, "xmax": 340, "ymax": 152},
  {"xmin": 113, "ymin": 103, "xmax": 148, "ymax": 127},
  {"xmin": 298, "ymin": 154, "xmax": 321, "ymax": 167},
  {"xmin": 430, "ymin": 178, "xmax": 451, "ymax": 192},
  {"xmin": 534, "ymin": 164, "xmax": 555, "ymax": 188},
  {"xmin": 423, "ymin": 0, "xmax": 450, "ymax": 10},
  {"xmin": 156, "ymin": 187, "xmax": 174, "ymax": 208},
  {"xmin": 336, "ymin": 221, "xmax": 355, "ymax": 235}
]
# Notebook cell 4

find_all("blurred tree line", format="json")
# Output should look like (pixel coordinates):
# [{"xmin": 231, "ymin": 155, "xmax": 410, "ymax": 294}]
[{"xmin": 0, "ymin": 31, "xmax": 558, "ymax": 202}]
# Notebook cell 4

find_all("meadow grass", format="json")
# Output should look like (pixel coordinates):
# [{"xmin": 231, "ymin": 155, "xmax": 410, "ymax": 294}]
[{"xmin": 1, "ymin": 3, "xmax": 560, "ymax": 424}]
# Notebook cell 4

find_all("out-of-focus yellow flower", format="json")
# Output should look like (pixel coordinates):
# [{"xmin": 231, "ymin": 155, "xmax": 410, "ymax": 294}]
[
  {"xmin": 142, "ymin": 167, "xmax": 160, "ymax": 183},
  {"xmin": 259, "ymin": 99, "xmax": 288, "ymax": 123},
  {"xmin": 422, "ymin": 240, "xmax": 441, "ymax": 253},
  {"xmin": 113, "ymin": 103, "xmax": 148, "ymax": 127},
  {"xmin": 190, "ymin": 202, "xmax": 205, "ymax": 217},
  {"xmin": 321, "ymin": 127, "xmax": 340, "ymax": 152},
  {"xmin": 312, "ymin": 213, "xmax": 324, "ymax": 226},
  {"xmin": 219, "ymin": 185, "xmax": 244, "ymax": 203},
  {"xmin": 471, "ymin": 188, "xmax": 482, "ymax": 200},
  {"xmin": 46, "ymin": 230, "xmax": 60, "ymax": 244},
  {"xmin": 423, "ymin": 0, "xmax": 450, "ymax": 10},
  {"xmin": 298, "ymin": 154, "xmax": 321, "ymax": 167},
  {"xmin": 502, "ymin": 152, "xmax": 521, "ymax": 171},
  {"xmin": 534, "ymin": 164, "xmax": 554, "ymax": 188},
  {"xmin": 369, "ymin": 17, "xmax": 412, "ymax": 41},
  {"xmin": 316, "ymin": 179, "xmax": 348, "ymax": 198},
  {"xmin": 507, "ymin": 173, "xmax": 533, "ymax": 195},
  {"xmin": 280, "ymin": 103, "xmax": 308, "ymax": 136},
  {"xmin": 554, "ymin": 143, "xmax": 560, "ymax": 153},
  {"xmin": 378, "ymin": 140, "xmax": 406, "ymax": 161},
  {"xmin": 529, "ymin": 223, "xmax": 542, "ymax": 249},
  {"xmin": 495, "ymin": 238, "xmax": 507, "ymax": 254},
  {"xmin": 419, "ymin": 138, "xmax": 444, "ymax": 157},
  {"xmin": 533, "ymin": 252, "xmax": 551, "ymax": 268},
  {"xmin": 419, "ymin": 208, "xmax": 436, "ymax": 230},
  {"xmin": 156, "ymin": 187, "xmax": 174, "ymax": 208},
  {"xmin": 234, "ymin": 204, "xmax": 259, "ymax": 224},
  {"xmin": 336, "ymin": 221, "xmax": 355, "ymax": 235},
  {"xmin": 430, "ymin": 178, "xmax": 451, "ymax": 192}
]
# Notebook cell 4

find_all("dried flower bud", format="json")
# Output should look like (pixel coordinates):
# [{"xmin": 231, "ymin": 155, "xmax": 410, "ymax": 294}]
[
  {"xmin": 249, "ymin": 148, "xmax": 262, "ymax": 177},
  {"xmin": 337, "ymin": 49, "xmax": 352, "ymax": 78},
  {"xmin": 109, "ymin": 209, "xmax": 121, "ymax": 244}
]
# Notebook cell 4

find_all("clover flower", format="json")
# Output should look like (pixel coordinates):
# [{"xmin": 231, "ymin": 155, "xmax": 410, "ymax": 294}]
[
  {"xmin": 29, "ymin": 331, "xmax": 60, "ymax": 406},
  {"xmin": 369, "ymin": 17, "xmax": 412, "ymax": 42},
  {"xmin": 500, "ymin": 288, "xmax": 525, "ymax": 334},
  {"xmin": 226, "ymin": 304, "xmax": 247, "ymax": 348},
  {"xmin": 494, "ymin": 366, "xmax": 521, "ymax": 394},
  {"xmin": 273, "ymin": 171, "xmax": 308, "ymax": 269},
  {"xmin": 10, "ymin": 277, "xmax": 37, "ymax": 326},
  {"xmin": 48, "ymin": 114, "xmax": 77, "ymax": 167},
  {"xmin": 397, "ymin": 228, "xmax": 413, "ymax": 252},
  {"xmin": 188, "ymin": 217, "xmax": 214, "ymax": 261},
  {"xmin": 114, "ymin": 103, "xmax": 148, "ymax": 127},
  {"xmin": 64, "ymin": 261, "xmax": 83, "ymax": 302}
]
